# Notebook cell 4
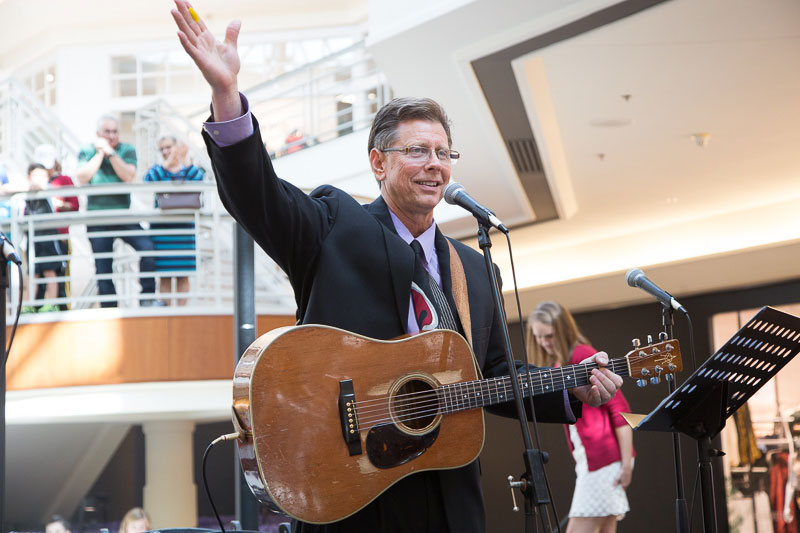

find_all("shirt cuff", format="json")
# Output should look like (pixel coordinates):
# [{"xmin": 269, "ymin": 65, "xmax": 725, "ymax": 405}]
[{"xmin": 203, "ymin": 93, "xmax": 253, "ymax": 147}]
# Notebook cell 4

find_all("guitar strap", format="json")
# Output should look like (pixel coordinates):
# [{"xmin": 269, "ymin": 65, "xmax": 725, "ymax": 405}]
[{"xmin": 447, "ymin": 240, "xmax": 472, "ymax": 347}]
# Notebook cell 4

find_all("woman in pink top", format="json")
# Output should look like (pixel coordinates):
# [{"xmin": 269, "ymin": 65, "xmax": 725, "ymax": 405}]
[{"xmin": 527, "ymin": 301, "xmax": 635, "ymax": 533}]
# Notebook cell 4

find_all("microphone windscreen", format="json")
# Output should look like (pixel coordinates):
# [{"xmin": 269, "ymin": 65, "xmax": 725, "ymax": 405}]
[
  {"xmin": 443, "ymin": 181, "xmax": 464, "ymax": 204},
  {"xmin": 625, "ymin": 268, "xmax": 644, "ymax": 288}
]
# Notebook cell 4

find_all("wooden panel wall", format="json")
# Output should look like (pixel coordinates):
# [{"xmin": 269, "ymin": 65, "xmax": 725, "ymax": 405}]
[{"xmin": 5, "ymin": 314, "xmax": 295, "ymax": 391}]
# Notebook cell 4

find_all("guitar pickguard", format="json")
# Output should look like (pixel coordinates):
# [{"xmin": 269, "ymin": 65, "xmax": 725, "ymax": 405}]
[{"xmin": 365, "ymin": 423, "xmax": 440, "ymax": 469}]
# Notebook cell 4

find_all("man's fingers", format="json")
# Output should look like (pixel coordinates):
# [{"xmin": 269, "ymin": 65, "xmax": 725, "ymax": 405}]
[
  {"xmin": 175, "ymin": 31, "xmax": 200, "ymax": 62},
  {"xmin": 224, "ymin": 20, "xmax": 242, "ymax": 49},
  {"xmin": 171, "ymin": 9, "xmax": 199, "ymax": 47}
]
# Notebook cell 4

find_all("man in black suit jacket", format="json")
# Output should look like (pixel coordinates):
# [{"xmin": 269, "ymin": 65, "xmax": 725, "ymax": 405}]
[{"xmin": 172, "ymin": 2, "xmax": 623, "ymax": 531}]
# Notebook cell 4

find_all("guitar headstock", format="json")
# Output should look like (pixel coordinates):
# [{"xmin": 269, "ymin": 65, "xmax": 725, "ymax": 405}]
[{"xmin": 625, "ymin": 336, "xmax": 682, "ymax": 387}]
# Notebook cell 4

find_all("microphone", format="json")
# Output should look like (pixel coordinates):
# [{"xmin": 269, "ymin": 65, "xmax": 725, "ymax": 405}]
[
  {"xmin": 625, "ymin": 268, "xmax": 685, "ymax": 312},
  {"xmin": 1, "ymin": 231, "xmax": 21, "ymax": 265},
  {"xmin": 443, "ymin": 182, "xmax": 508, "ymax": 233}
]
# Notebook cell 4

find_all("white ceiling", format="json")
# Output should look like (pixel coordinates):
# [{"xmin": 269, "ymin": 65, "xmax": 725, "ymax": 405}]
[{"xmin": 368, "ymin": 0, "xmax": 800, "ymax": 314}]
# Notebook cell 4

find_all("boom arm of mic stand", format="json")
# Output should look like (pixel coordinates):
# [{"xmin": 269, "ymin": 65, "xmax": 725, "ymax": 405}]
[{"xmin": 475, "ymin": 223, "xmax": 553, "ymax": 532}]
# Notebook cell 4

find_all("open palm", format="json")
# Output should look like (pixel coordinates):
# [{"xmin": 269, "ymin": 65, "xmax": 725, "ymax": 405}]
[{"xmin": 171, "ymin": 0, "xmax": 241, "ymax": 94}]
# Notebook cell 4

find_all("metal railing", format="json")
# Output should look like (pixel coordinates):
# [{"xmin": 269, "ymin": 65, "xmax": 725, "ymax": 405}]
[
  {"xmin": 186, "ymin": 40, "xmax": 392, "ymax": 160},
  {"xmin": 0, "ymin": 77, "xmax": 82, "ymax": 178},
  {"xmin": 2, "ymin": 182, "xmax": 295, "ymax": 315}
]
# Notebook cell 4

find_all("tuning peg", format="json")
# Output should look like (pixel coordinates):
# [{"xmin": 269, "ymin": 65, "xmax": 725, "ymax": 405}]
[
  {"xmin": 650, "ymin": 376, "xmax": 661, "ymax": 385},
  {"xmin": 640, "ymin": 368, "xmax": 650, "ymax": 376},
  {"xmin": 665, "ymin": 374, "xmax": 674, "ymax": 382},
  {"xmin": 631, "ymin": 338, "xmax": 641, "ymax": 348},
  {"xmin": 637, "ymin": 379, "xmax": 648, "ymax": 388},
  {"xmin": 659, "ymin": 332, "xmax": 668, "ymax": 341},
  {"xmin": 647, "ymin": 334, "xmax": 653, "ymax": 344},
  {"xmin": 668, "ymin": 363, "xmax": 677, "ymax": 371}
]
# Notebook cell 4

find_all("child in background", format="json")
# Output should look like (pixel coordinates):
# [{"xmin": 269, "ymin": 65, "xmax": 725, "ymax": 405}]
[{"xmin": 23, "ymin": 163, "xmax": 64, "ymax": 313}]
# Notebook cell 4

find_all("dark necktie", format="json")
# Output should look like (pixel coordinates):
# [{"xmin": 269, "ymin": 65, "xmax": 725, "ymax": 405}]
[{"xmin": 410, "ymin": 239, "xmax": 457, "ymax": 332}]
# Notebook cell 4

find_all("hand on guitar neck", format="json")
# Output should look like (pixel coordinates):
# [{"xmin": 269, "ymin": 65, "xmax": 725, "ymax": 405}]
[{"xmin": 568, "ymin": 351, "xmax": 624, "ymax": 407}]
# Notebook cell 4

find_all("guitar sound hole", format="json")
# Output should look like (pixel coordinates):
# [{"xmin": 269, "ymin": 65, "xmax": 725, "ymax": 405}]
[{"xmin": 391, "ymin": 378, "xmax": 439, "ymax": 432}]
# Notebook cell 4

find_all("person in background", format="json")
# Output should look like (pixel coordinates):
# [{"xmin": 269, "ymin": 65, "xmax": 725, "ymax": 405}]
[
  {"xmin": 527, "ymin": 301, "xmax": 635, "ymax": 533},
  {"xmin": 76, "ymin": 114, "xmax": 161, "ymax": 307},
  {"xmin": 143, "ymin": 135, "xmax": 205, "ymax": 305},
  {"xmin": 119, "ymin": 507, "xmax": 151, "ymax": 533},
  {"xmin": 33, "ymin": 144, "xmax": 78, "ymax": 309},
  {"xmin": 22, "ymin": 163, "xmax": 64, "ymax": 313},
  {"xmin": 45, "ymin": 515, "xmax": 73, "ymax": 533}
]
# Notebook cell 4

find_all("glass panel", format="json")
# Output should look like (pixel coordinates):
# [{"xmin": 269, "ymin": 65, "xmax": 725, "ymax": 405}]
[
  {"xmin": 111, "ymin": 56, "xmax": 137, "ymax": 75},
  {"xmin": 113, "ymin": 78, "xmax": 138, "ymax": 98},
  {"xmin": 142, "ymin": 76, "xmax": 160, "ymax": 96}
]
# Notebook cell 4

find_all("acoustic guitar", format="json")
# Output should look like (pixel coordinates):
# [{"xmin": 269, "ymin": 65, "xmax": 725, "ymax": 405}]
[{"xmin": 230, "ymin": 325, "xmax": 681, "ymax": 524}]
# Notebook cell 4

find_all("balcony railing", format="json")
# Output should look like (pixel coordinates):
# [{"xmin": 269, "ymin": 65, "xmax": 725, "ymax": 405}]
[
  {"xmin": 2, "ymin": 182, "xmax": 295, "ymax": 315},
  {"xmin": 185, "ymin": 40, "xmax": 392, "ymax": 161}
]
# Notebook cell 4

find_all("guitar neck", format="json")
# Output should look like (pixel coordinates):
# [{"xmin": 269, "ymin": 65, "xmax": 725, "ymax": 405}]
[{"xmin": 437, "ymin": 358, "xmax": 630, "ymax": 414}]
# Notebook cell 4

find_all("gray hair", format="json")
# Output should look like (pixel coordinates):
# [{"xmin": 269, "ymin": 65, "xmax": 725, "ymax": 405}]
[
  {"xmin": 368, "ymin": 97, "xmax": 452, "ymax": 154},
  {"xmin": 96, "ymin": 114, "xmax": 120, "ymax": 131}
]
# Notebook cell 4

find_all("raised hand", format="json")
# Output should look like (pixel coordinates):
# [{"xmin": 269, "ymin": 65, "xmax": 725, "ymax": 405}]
[{"xmin": 170, "ymin": 0, "xmax": 243, "ymax": 120}]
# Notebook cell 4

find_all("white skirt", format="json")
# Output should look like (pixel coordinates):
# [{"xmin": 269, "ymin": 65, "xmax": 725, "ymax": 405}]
[{"xmin": 567, "ymin": 425, "xmax": 630, "ymax": 519}]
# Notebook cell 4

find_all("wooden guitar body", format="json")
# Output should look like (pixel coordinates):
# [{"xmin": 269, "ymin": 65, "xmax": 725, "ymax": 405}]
[{"xmin": 231, "ymin": 325, "xmax": 485, "ymax": 524}]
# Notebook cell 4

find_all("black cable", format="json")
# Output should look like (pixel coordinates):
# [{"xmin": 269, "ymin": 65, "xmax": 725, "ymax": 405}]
[
  {"xmin": 681, "ymin": 310, "xmax": 698, "ymax": 373},
  {"xmin": 503, "ymin": 232, "xmax": 562, "ymax": 532},
  {"xmin": 3, "ymin": 260, "xmax": 24, "ymax": 369},
  {"xmin": 687, "ymin": 459, "xmax": 701, "ymax": 533},
  {"xmin": 203, "ymin": 433, "xmax": 240, "ymax": 533}
]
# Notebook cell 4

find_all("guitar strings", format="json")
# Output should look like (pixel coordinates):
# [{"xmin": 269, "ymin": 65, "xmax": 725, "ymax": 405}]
[
  {"xmin": 354, "ymin": 360, "xmax": 631, "ymax": 428},
  {"xmin": 353, "ymin": 359, "xmax": 627, "ymax": 413},
  {"xmin": 353, "ymin": 360, "xmax": 626, "ymax": 420}
]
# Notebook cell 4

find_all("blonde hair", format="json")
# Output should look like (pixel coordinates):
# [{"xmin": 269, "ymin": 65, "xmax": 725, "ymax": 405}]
[
  {"xmin": 119, "ymin": 507, "xmax": 150, "ymax": 533},
  {"xmin": 525, "ymin": 301, "xmax": 589, "ymax": 367}
]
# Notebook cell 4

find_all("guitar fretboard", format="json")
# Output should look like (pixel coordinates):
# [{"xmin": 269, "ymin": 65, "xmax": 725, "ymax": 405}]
[{"xmin": 436, "ymin": 358, "xmax": 631, "ymax": 414}]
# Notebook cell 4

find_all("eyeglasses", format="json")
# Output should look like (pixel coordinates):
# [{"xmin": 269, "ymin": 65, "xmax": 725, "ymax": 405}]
[{"xmin": 380, "ymin": 145, "xmax": 460, "ymax": 165}]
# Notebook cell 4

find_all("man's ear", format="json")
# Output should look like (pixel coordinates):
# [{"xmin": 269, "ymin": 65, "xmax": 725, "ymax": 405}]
[{"xmin": 369, "ymin": 148, "xmax": 387, "ymax": 183}]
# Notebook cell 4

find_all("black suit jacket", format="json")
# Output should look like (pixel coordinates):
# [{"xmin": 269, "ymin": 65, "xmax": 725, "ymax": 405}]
[{"xmin": 204, "ymin": 117, "xmax": 578, "ymax": 532}]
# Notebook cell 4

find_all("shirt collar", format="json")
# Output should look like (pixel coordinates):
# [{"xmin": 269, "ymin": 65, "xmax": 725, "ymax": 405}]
[{"xmin": 388, "ymin": 210, "xmax": 437, "ymax": 265}]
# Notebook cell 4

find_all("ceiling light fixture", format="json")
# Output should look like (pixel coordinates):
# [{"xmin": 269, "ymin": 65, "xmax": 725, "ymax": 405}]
[{"xmin": 690, "ymin": 132, "xmax": 712, "ymax": 148}]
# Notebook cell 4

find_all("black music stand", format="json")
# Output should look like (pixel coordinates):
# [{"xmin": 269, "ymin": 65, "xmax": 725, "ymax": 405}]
[{"xmin": 622, "ymin": 306, "xmax": 800, "ymax": 532}]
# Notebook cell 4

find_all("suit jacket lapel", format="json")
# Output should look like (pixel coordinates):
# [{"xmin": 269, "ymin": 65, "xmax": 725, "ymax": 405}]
[{"xmin": 366, "ymin": 196, "xmax": 414, "ymax": 333}]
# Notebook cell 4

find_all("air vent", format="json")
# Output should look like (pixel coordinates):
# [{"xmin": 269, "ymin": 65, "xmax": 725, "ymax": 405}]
[{"xmin": 506, "ymin": 138, "xmax": 542, "ymax": 174}]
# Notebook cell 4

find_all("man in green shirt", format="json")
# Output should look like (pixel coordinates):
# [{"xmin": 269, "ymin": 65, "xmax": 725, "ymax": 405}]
[{"xmin": 77, "ymin": 114, "xmax": 159, "ymax": 307}]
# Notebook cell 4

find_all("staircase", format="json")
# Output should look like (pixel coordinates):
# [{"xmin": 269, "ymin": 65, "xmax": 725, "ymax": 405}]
[{"xmin": 0, "ymin": 77, "xmax": 82, "ymax": 179}]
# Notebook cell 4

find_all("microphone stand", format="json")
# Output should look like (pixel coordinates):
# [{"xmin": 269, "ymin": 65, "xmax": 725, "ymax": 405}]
[
  {"xmin": 476, "ymin": 222, "xmax": 553, "ymax": 532},
  {"xmin": 662, "ymin": 306, "xmax": 689, "ymax": 533}
]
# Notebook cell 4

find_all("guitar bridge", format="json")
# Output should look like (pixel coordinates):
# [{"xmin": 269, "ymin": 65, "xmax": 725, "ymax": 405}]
[{"xmin": 338, "ymin": 379, "xmax": 362, "ymax": 456}]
